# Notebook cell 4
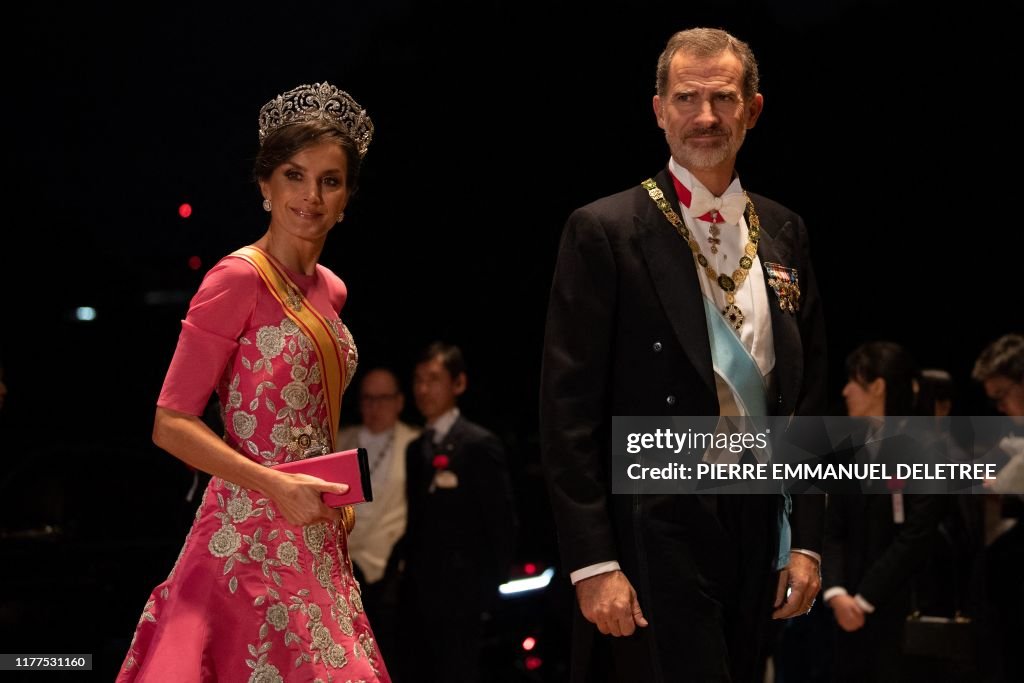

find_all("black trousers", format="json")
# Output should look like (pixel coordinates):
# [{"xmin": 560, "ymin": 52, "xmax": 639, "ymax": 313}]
[{"xmin": 574, "ymin": 494, "xmax": 783, "ymax": 683}]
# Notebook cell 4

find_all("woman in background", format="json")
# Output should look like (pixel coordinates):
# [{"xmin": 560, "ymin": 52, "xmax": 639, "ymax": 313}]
[{"xmin": 822, "ymin": 341, "xmax": 948, "ymax": 682}]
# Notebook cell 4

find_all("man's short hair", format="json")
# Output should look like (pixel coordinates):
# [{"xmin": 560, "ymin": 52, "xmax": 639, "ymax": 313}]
[
  {"xmin": 655, "ymin": 27, "xmax": 760, "ymax": 100},
  {"xmin": 418, "ymin": 342, "xmax": 466, "ymax": 380},
  {"xmin": 359, "ymin": 367, "xmax": 400, "ymax": 392},
  {"xmin": 972, "ymin": 333, "xmax": 1024, "ymax": 383}
]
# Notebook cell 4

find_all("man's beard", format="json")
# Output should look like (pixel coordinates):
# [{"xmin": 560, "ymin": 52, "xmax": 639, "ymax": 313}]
[{"xmin": 671, "ymin": 125, "xmax": 746, "ymax": 169}]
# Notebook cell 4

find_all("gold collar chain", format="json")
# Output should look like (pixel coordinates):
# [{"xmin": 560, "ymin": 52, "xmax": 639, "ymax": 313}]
[{"xmin": 642, "ymin": 178, "xmax": 761, "ymax": 331}]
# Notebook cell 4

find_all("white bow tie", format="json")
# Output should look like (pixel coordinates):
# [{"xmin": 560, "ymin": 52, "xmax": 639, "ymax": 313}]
[{"xmin": 687, "ymin": 185, "xmax": 747, "ymax": 225}]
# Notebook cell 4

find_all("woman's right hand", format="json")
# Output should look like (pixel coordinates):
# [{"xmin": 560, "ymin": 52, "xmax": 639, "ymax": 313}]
[{"xmin": 264, "ymin": 472, "xmax": 348, "ymax": 526}]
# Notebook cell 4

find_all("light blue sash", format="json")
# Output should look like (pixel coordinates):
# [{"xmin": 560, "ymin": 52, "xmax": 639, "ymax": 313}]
[
  {"xmin": 702, "ymin": 296, "xmax": 791, "ymax": 569},
  {"xmin": 702, "ymin": 297, "xmax": 767, "ymax": 417}
]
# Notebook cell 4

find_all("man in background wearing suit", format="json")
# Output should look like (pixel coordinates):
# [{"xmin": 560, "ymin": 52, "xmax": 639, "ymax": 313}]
[
  {"xmin": 336, "ymin": 367, "xmax": 419, "ymax": 664},
  {"xmin": 540, "ymin": 27, "xmax": 827, "ymax": 682},
  {"xmin": 972, "ymin": 333, "xmax": 1024, "ymax": 682},
  {"xmin": 401, "ymin": 342, "xmax": 518, "ymax": 682}
]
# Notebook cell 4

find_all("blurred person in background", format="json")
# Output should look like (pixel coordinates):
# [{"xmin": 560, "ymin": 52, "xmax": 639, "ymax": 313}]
[
  {"xmin": 823, "ymin": 341, "xmax": 950, "ymax": 682},
  {"xmin": 971, "ymin": 333, "xmax": 1024, "ymax": 682},
  {"xmin": 337, "ymin": 367, "xmax": 419, "ymax": 664}
]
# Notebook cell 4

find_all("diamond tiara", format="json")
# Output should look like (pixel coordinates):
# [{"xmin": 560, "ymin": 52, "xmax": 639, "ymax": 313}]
[{"xmin": 257, "ymin": 82, "xmax": 374, "ymax": 158}]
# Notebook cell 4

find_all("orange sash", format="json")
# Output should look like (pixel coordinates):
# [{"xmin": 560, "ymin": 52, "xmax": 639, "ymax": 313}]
[{"xmin": 231, "ymin": 245, "xmax": 355, "ymax": 531}]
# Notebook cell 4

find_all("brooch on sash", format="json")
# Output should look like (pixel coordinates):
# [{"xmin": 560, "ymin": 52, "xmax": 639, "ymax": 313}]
[
  {"xmin": 286, "ymin": 424, "xmax": 329, "ymax": 460},
  {"xmin": 284, "ymin": 285, "xmax": 303, "ymax": 312},
  {"xmin": 764, "ymin": 262, "xmax": 801, "ymax": 313}
]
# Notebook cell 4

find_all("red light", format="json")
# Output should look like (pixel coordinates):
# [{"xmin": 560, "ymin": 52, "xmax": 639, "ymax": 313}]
[
  {"xmin": 521, "ymin": 637, "xmax": 536, "ymax": 651},
  {"xmin": 524, "ymin": 562, "xmax": 537, "ymax": 576},
  {"xmin": 525, "ymin": 656, "xmax": 542, "ymax": 671},
  {"xmin": 178, "ymin": 203, "xmax": 193, "ymax": 218},
  {"xmin": 188, "ymin": 256, "xmax": 202, "ymax": 270}
]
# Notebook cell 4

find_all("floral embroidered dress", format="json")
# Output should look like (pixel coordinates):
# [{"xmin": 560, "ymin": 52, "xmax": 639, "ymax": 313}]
[{"xmin": 118, "ymin": 253, "xmax": 389, "ymax": 682}]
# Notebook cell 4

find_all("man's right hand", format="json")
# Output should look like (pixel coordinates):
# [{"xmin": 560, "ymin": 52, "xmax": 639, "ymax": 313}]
[{"xmin": 575, "ymin": 570, "xmax": 649, "ymax": 637}]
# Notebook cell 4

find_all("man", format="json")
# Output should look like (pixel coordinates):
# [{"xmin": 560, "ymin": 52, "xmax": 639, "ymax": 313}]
[
  {"xmin": 540, "ymin": 28, "xmax": 827, "ymax": 681},
  {"xmin": 401, "ymin": 342, "xmax": 518, "ymax": 682},
  {"xmin": 974, "ymin": 333, "xmax": 1024, "ymax": 420},
  {"xmin": 972, "ymin": 333, "xmax": 1024, "ymax": 682},
  {"xmin": 974, "ymin": 333, "xmax": 1024, "ymax": 494},
  {"xmin": 336, "ymin": 367, "xmax": 419, "ymax": 660}
]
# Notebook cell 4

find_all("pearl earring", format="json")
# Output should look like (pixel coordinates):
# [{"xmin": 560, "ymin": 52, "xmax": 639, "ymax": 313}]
[{"xmin": 262, "ymin": 199, "xmax": 272, "ymax": 212}]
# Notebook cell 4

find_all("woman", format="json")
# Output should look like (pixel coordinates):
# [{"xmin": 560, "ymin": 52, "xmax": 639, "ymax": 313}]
[
  {"xmin": 118, "ymin": 82, "xmax": 389, "ymax": 682},
  {"xmin": 822, "ymin": 341, "xmax": 949, "ymax": 682}
]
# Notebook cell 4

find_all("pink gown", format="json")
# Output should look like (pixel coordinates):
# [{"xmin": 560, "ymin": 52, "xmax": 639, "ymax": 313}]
[{"xmin": 118, "ymin": 254, "xmax": 390, "ymax": 682}]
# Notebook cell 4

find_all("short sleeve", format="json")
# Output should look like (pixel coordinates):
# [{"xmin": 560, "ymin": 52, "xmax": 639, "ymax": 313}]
[{"xmin": 157, "ymin": 257, "xmax": 258, "ymax": 415}]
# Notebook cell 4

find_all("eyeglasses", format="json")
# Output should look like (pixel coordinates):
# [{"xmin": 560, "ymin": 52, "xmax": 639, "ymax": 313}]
[{"xmin": 360, "ymin": 393, "xmax": 399, "ymax": 404}]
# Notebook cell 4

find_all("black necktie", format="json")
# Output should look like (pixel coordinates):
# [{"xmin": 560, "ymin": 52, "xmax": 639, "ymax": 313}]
[{"xmin": 421, "ymin": 428, "xmax": 436, "ymax": 462}]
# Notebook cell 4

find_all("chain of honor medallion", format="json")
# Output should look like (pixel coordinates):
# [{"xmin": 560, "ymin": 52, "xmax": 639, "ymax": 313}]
[{"xmin": 642, "ymin": 178, "xmax": 761, "ymax": 331}]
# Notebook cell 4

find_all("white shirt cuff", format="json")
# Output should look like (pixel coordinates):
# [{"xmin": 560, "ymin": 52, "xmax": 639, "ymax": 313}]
[
  {"xmin": 570, "ymin": 561, "xmax": 621, "ymax": 585},
  {"xmin": 822, "ymin": 586, "xmax": 848, "ymax": 603},
  {"xmin": 854, "ymin": 593, "xmax": 875, "ymax": 613},
  {"xmin": 790, "ymin": 548, "xmax": 822, "ymax": 565}
]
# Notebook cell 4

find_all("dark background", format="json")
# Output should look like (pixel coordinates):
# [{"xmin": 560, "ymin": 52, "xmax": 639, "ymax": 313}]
[{"xmin": 0, "ymin": 0, "xmax": 1020, "ymax": 679}]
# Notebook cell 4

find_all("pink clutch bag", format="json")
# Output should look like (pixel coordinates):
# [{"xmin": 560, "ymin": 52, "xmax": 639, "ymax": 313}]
[{"xmin": 272, "ymin": 448, "xmax": 374, "ymax": 507}]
